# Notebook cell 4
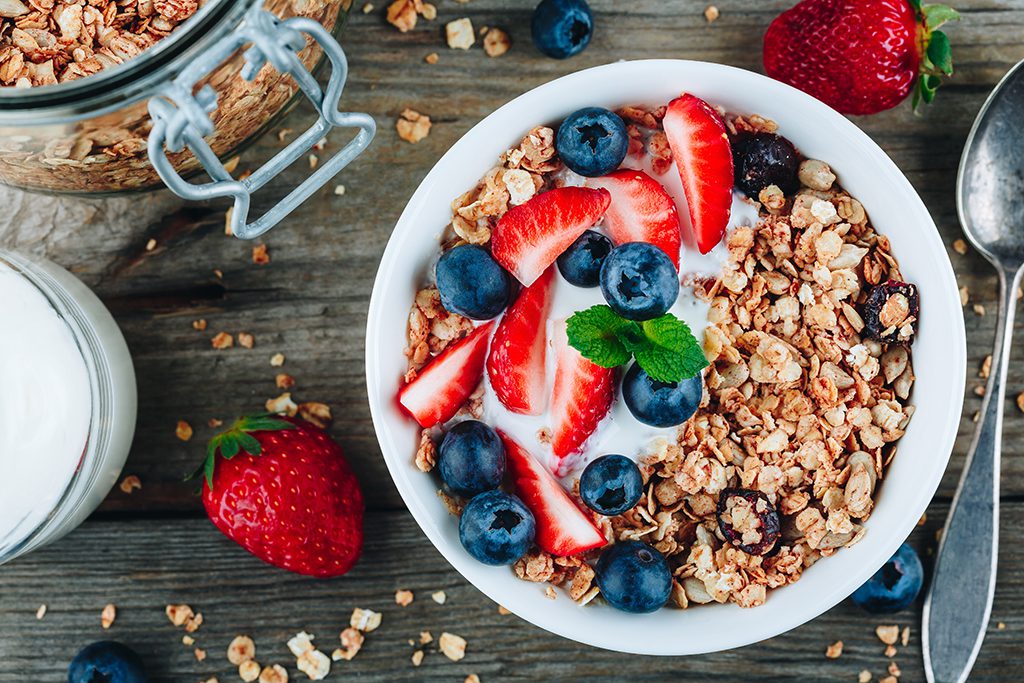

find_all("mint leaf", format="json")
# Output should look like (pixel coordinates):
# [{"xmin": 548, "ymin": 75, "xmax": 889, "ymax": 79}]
[
  {"xmin": 566, "ymin": 305, "xmax": 632, "ymax": 368},
  {"xmin": 626, "ymin": 314, "xmax": 708, "ymax": 383}
]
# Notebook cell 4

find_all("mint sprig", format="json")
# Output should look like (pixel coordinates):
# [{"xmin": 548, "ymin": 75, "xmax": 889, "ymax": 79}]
[{"xmin": 566, "ymin": 305, "xmax": 708, "ymax": 383}]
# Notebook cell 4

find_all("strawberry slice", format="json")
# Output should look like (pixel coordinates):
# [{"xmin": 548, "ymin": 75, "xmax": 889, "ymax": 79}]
[
  {"xmin": 498, "ymin": 431, "xmax": 606, "ymax": 557},
  {"xmin": 662, "ymin": 94, "xmax": 734, "ymax": 254},
  {"xmin": 398, "ymin": 322, "xmax": 494, "ymax": 428},
  {"xmin": 491, "ymin": 186, "xmax": 611, "ymax": 287},
  {"xmin": 486, "ymin": 267, "xmax": 554, "ymax": 415},
  {"xmin": 550, "ymin": 321, "xmax": 614, "ymax": 472},
  {"xmin": 588, "ymin": 169, "xmax": 682, "ymax": 267}
]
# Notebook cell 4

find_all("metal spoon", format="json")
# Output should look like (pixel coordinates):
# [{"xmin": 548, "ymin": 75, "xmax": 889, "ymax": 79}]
[{"xmin": 923, "ymin": 59, "xmax": 1024, "ymax": 683}]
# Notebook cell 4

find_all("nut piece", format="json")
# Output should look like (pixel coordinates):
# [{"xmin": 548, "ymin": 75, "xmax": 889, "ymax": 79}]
[
  {"xmin": 439, "ymin": 632, "xmax": 467, "ymax": 661},
  {"xmin": 165, "ymin": 604, "xmax": 194, "ymax": 627},
  {"xmin": 228, "ymin": 635, "xmax": 256, "ymax": 665},
  {"xmin": 239, "ymin": 660, "xmax": 261, "ymax": 682},
  {"xmin": 259, "ymin": 664, "xmax": 289, "ymax": 683},
  {"xmin": 876, "ymin": 624, "xmax": 900, "ymax": 645},
  {"xmin": 446, "ymin": 18, "xmax": 475, "ymax": 49},
  {"xmin": 395, "ymin": 589, "xmax": 414, "ymax": 606},
  {"xmin": 483, "ymin": 28, "xmax": 510, "ymax": 57},
  {"xmin": 211, "ymin": 332, "xmax": 234, "ymax": 350},
  {"xmin": 298, "ymin": 402, "xmax": 332, "ymax": 429},
  {"xmin": 397, "ymin": 109, "xmax": 432, "ymax": 144},
  {"xmin": 100, "ymin": 603, "xmax": 116, "ymax": 629},
  {"xmin": 350, "ymin": 607, "xmax": 382, "ymax": 632},
  {"xmin": 824, "ymin": 640, "xmax": 843, "ymax": 659}
]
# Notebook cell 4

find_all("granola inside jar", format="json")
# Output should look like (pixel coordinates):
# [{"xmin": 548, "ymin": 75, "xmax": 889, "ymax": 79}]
[{"xmin": 0, "ymin": 0, "xmax": 353, "ymax": 194}]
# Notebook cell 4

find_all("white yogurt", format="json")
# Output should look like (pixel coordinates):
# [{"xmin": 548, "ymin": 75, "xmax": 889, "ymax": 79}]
[
  {"xmin": 0, "ymin": 254, "xmax": 137, "ymax": 563},
  {"xmin": 482, "ymin": 154, "xmax": 761, "ymax": 479}
]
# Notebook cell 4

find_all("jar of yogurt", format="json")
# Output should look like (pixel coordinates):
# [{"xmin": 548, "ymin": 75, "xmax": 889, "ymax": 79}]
[{"xmin": 0, "ymin": 251, "xmax": 137, "ymax": 564}]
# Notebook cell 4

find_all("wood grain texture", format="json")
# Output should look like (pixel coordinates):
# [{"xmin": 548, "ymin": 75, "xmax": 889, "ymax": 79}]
[
  {"xmin": 0, "ymin": 505, "xmax": 1019, "ymax": 682},
  {"xmin": 0, "ymin": 0, "xmax": 1023, "ymax": 680}
]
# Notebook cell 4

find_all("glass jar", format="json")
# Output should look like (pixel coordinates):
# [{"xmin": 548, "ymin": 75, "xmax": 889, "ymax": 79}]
[
  {"xmin": 0, "ymin": 251, "xmax": 137, "ymax": 565},
  {"xmin": 0, "ymin": 0, "xmax": 374, "ymax": 239}
]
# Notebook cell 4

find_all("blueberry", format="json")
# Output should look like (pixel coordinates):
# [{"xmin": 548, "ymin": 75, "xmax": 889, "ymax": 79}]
[
  {"xmin": 732, "ymin": 132, "xmax": 800, "ymax": 197},
  {"xmin": 69, "ymin": 641, "xmax": 146, "ymax": 683},
  {"xmin": 556, "ymin": 107, "xmax": 628, "ymax": 177},
  {"xmin": 531, "ymin": 0, "xmax": 593, "ymax": 59},
  {"xmin": 851, "ymin": 542, "xmax": 924, "ymax": 614},
  {"xmin": 438, "ymin": 420, "xmax": 506, "ymax": 496},
  {"xmin": 436, "ymin": 244, "xmax": 513, "ymax": 320},
  {"xmin": 595, "ymin": 540, "xmax": 671, "ymax": 613},
  {"xmin": 622, "ymin": 363, "xmax": 702, "ymax": 428},
  {"xmin": 557, "ymin": 230, "xmax": 613, "ymax": 287},
  {"xmin": 580, "ymin": 454, "xmax": 643, "ymax": 516},
  {"xmin": 459, "ymin": 490, "xmax": 536, "ymax": 565},
  {"xmin": 599, "ymin": 242, "xmax": 678, "ymax": 321}
]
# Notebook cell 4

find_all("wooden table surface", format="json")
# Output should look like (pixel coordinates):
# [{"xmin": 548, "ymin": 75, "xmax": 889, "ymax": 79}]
[{"xmin": 2, "ymin": 1, "xmax": 1023, "ymax": 681}]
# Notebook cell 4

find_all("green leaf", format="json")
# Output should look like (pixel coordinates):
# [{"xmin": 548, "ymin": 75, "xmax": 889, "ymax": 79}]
[
  {"xmin": 623, "ymin": 314, "xmax": 708, "ymax": 383},
  {"xmin": 220, "ymin": 435, "xmax": 240, "ymax": 459},
  {"xmin": 239, "ymin": 415, "xmax": 294, "ymax": 432},
  {"xmin": 927, "ymin": 31, "xmax": 953, "ymax": 76},
  {"xmin": 204, "ymin": 450, "xmax": 216, "ymax": 489},
  {"xmin": 923, "ymin": 4, "xmax": 960, "ymax": 30},
  {"xmin": 236, "ymin": 432, "xmax": 263, "ymax": 457},
  {"xmin": 566, "ymin": 305, "xmax": 633, "ymax": 368},
  {"xmin": 907, "ymin": 0, "xmax": 922, "ymax": 10}
]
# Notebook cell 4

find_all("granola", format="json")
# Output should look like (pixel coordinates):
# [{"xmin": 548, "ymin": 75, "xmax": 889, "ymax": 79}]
[{"xmin": 399, "ymin": 97, "xmax": 917, "ymax": 612}]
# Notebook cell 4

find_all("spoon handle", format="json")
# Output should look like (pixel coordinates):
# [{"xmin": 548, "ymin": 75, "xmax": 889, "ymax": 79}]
[{"xmin": 923, "ymin": 266, "xmax": 1022, "ymax": 683}]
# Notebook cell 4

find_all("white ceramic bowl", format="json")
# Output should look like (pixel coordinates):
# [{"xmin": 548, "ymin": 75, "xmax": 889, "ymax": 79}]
[{"xmin": 365, "ymin": 60, "xmax": 966, "ymax": 655}]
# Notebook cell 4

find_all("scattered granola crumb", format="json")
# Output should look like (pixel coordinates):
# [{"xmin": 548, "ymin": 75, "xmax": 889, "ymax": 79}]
[
  {"xmin": 298, "ymin": 402, "xmax": 333, "ymax": 429},
  {"xmin": 211, "ymin": 332, "xmax": 234, "ymax": 350},
  {"xmin": 275, "ymin": 373, "xmax": 296, "ymax": 390},
  {"xmin": 175, "ymin": 420, "xmax": 194, "ymax": 442},
  {"xmin": 238, "ymin": 332, "xmax": 255, "ymax": 349},
  {"xmin": 425, "ymin": 52, "xmax": 439, "ymax": 64},
  {"xmin": 446, "ymin": 17, "xmax": 475, "ymax": 49},
  {"xmin": 419, "ymin": 630, "xmax": 433, "ymax": 644},
  {"xmin": 431, "ymin": 590, "xmax": 447, "ymax": 605},
  {"xmin": 228, "ymin": 635, "xmax": 256, "ymax": 665},
  {"xmin": 361, "ymin": 2, "xmax": 373, "ymax": 12},
  {"xmin": 253, "ymin": 244, "xmax": 270, "ymax": 265},
  {"xmin": 395, "ymin": 589, "xmax": 414, "ymax": 606},
  {"xmin": 182, "ymin": 634, "xmax": 194, "ymax": 646},
  {"xmin": 308, "ymin": 154, "xmax": 319, "ymax": 170},
  {"xmin": 333, "ymin": 184, "xmax": 346, "ymax": 196},
  {"xmin": 162, "ymin": 604, "xmax": 193, "ymax": 628},
  {"xmin": 483, "ymin": 27, "xmax": 510, "ymax": 57},
  {"xmin": 202, "ymin": 678, "xmax": 219, "ymax": 683},
  {"xmin": 973, "ymin": 303, "xmax": 986, "ymax": 316},
  {"xmin": 465, "ymin": 676, "xmax": 481, "ymax": 683},
  {"xmin": 192, "ymin": 319, "xmax": 208, "ymax": 331},
  {"xmin": 101, "ymin": 603, "xmax": 116, "ymax": 629},
  {"xmin": 704, "ymin": 4, "xmax": 719, "ymax": 22},
  {"xmin": 239, "ymin": 660, "xmax": 261, "ymax": 682},
  {"xmin": 880, "ymin": 676, "xmax": 898, "ymax": 683},
  {"xmin": 335, "ymin": 627, "xmax": 363, "ymax": 660},
  {"xmin": 266, "ymin": 392, "xmax": 298, "ymax": 417},
  {"xmin": 214, "ymin": 269, "xmax": 224, "ymax": 279},
  {"xmin": 259, "ymin": 664, "xmax": 288, "ymax": 683},
  {"xmin": 998, "ymin": 622, "xmax": 1006, "ymax": 630},
  {"xmin": 35, "ymin": 604, "xmax": 46, "ymax": 620},
  {"xmin": 973, "ymin": 410, "xmax": 981, "ymax": 422},
  {"xmin": 270, "ymin": 353, "xmax": 286, "ymax": 367},
  {"xmin": 888, "ymin": 661, "xmax": 901, "ymax": 677},
  {"xmin": 386, "ymin": 0, "xmax": 434, "ymax": 31},
  {"xmin": 497, "ymin": 605, "xmax": 510, "ymax": 615},
  {"xmin": 208, "ymin": 418, "xmax": 224, "ymax": 428},
  {"xmin": 411, "ymin": 650, "xmax": 424, "ymax": 666},
  {"xmin": 438, "ymin": 632, "xmax": 467, "ymax": 661},
  {"xmin": 952, "ymin": 238, "xmax": 968, "ymax": 255},
  {"xmin": 1016, "ymin": 393, "xmax": 1024, "ymax": 413},
  {"xmin": 959, "ymin": 286, "xmax": 969, "ymax": 306},
  {"xmin": 858, "ymin": 672, "xmax": 871, "ymax": 683},
  {"xmin": 119, "ymin": 475, "xmax": 142, "ymax": 494},
  {"xmin": 980, "ymin": 354, "xmax": 992, "ymax": 379},
  {"xmin": 194, "ymin": 647, "xmax": 207, "ymax": 661},
  {"xmin": 876, "ymin": 624, "xmax": 900, "ymax": 645},
  {"xmin": 824, "ymin": 640, "xmax": 843, "ymax": 659},
  {"xmin": 225, "ymin": 208, "xmax": 234, "ymax": 236},
  {"xmin": 350, "ymin": 607, "xmax": 382, "ymax": 633},
  {"xmin": 184, "ymin": 612, "xmax": 203, "ymax": 633},
  {"xmin": 277, "ymin": 129, "xmax": 293, "ymax": 143},
  {"xmin": 397, "ymin": 109, "xmax": 432, "ymax": 144},
  {"xmin": 288, "ymin": 632, "xmax": 330, "ymax": 680},
  {"xmin": 918, "ymin": 513, "xmax": 927, "ymax": 526},
  {"xmin": 544, "ymin": 586, "xmax": 557, "ymax": 600},
  {"xmin": 145, "ymin": 238, "xmax": 158, "ymax": 252},
  {"xmin": 884, "ymin": 644, "xmax": 897, "ymax": 658},
  {"xmin": 222, "ymin": 156, "xmax": 241, "ymax": 174},
  {"xmin": 901, "ymin": 626, "xmax": 910, "ymax": 647}
]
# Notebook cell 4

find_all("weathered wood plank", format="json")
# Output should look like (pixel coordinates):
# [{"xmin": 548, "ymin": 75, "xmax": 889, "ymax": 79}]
[
  {"xmin": 0, "ymin": 503, "xmax": 1019, "ymax": 682},
  {"xmin": 0, "ymin": 1, "xmax": 1022, "ymax": 517}
]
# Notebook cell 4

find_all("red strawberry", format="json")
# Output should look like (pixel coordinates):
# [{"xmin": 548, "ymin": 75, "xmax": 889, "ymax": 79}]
[
  {"xmin": 398, "ymin": 322, "xmax": 494, "ymax": 428},
  {"xmin": 763, "ymin": 0, "xmax": 959, "ymax": 115},
  {"xmin": 498, "ymin": 431, "xmax": 606, "ymax": 557},
  {"xmin": 662, "ymin": 94, "xmax": 734, "ymax": 255},
  {"xmin": 491, "ymin": 186, "xmax": 611, "ymax": 287},
  {"xmin": 487, "ymin": 267, "xmax": 554, "ymax": 415},
  {"xmin": 198, "ymin": 416, "xmax": 364, "ymax": 578},
  {"xmin": 550, "ymin": 321, "xmax": 614, "ymax": 473},
  {"xmin": 588, "ymin": 169, "xmax": 682, "ymax": 267}
]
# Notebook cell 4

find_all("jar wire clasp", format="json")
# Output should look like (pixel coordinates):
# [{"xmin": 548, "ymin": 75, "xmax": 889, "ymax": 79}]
[{"xmin": 146, "ymin": 6, "xmax": 376, "ymax": 239}]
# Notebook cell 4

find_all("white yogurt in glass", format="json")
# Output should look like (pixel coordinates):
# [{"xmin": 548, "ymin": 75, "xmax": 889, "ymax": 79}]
[
  {"xmin": 0, "ymin": 252, "xmax": 137, "ymax": 563},
  {"xmin": 481, "ymin": 154, "xmax": 761, "ymax": 479}
]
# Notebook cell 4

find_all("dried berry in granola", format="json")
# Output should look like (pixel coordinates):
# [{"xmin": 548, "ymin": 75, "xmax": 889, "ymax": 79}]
[
  {"xmin": 716, "ymin": 488, "xmax": 781, "ymax": 556},
  {"xmin": 862, "ymin": 280, "xmax": 919, "ymax": 343}
]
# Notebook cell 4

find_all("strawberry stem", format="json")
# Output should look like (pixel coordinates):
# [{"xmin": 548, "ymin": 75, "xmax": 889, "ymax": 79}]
[
  {"xmin": 912, "ymin": 1, "xmax": 960, "ymax": 113},
  {"xmin": 187, "ymin": 414, "xmax": 295, "ymax": 490}
]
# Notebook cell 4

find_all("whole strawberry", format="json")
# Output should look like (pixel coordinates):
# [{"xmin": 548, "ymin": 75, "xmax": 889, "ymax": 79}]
[
  {"xmin": 196, "ymin": 415, "xmax": 364, "ymax": 578},
  {"xmin": 763, "ymin": 0, "xmax": 959, "ymax": 115}
]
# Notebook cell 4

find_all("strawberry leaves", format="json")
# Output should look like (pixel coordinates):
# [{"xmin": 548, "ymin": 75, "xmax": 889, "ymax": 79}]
[
  {"xmin": 911, "ymin": 2, "xmax": 960, "ymax": 112},
  {"xmin": 566, "ymin": 305, "xmax": 708, "ymax": 383},
  {"xmin": 190, "ymin": 414, "xmax": 295, "ymax": 489}
]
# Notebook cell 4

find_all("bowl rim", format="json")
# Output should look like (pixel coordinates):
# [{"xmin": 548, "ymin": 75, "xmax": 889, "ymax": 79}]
[{"xmin": 365, "ymin": 58, "xmax": 966, "ymax": 656}]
